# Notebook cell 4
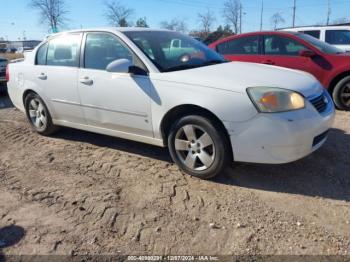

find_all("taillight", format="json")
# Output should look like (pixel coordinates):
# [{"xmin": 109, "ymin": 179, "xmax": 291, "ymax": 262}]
[{"xmin": 5, "ymin": 64, "xmax": 9, "ymax": 82}]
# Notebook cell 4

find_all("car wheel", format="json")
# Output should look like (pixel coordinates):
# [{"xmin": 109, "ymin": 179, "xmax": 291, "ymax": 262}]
[
  {"xmin": 0, "ymin": 83, "xmax": 7, "ymax": 95},
  {"xmin": 168, "ymin": 115, "xmax": 230, "ymax": 179},
  {"xmin": 24, "ymin": 93, "xmax": 58, "ymax": 135},
  {"xmin": 333, "ymin": 76, "xmax": 350, "ymax": 111}
]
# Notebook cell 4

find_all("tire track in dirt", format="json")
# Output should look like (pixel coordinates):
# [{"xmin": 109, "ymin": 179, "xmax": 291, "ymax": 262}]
[{"xmin": 0, "ymin": 107, "xmax": 349, "ymax": 255}]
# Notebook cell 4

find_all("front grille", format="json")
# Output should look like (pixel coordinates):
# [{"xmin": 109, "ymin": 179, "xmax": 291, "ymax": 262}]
[
  {"xmin": 313, "ymin": 130, "xmax": 329, "ymax": 147},
  {"xmin": 309, "ymin": 93, "xmax": 328, "ymax": 113}
]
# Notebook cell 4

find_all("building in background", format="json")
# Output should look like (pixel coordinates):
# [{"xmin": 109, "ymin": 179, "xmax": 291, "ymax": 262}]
[{"xmin": 0, "ymin": 40, "xmax": 41, "ymax": 53}]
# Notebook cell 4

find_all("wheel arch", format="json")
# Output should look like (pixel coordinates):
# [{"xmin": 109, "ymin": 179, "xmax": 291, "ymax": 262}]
[
  {"xmin": 22, "ymin": 89, "xmax": 38, "ymax": 106},
  {"xmin": 160, "ymin": 104, "xmax": 233, "ymax": 161}
]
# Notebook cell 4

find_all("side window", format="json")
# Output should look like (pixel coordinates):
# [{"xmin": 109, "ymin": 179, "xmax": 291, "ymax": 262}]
[
  {"xmin": 325, "ymin": 30, "xmax": 350, "ymax": 45},
  {"xmin": 264, "ymin": 35, "xmax": 308, "ymax": 56},
  {"xmin": 84, "ymin": 33, "xmax": 135, "ymax": 71},
  {"xmin": 302, "ymin": 30, "xmax": 321, "ymax": 39},
  {"xmin": 217, "ymin": 36, "xmax": 259, "ymax": 55},
  {"xmin": 36, "ymin": 42, "xmax": 48, "ymax": 65},
  {"xmin": 46, "ymin": 34, "xmax": 81, "ymax": 67}
]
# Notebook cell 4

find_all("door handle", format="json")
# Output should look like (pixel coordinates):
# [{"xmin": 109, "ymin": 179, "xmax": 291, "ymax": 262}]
[
  {"xmin": 79, "ymin": 76, "xmax": 93, "ymax": 85},
  {"xmin": 38, "ymin": 73, "xmax": 47, "ymax": 80},
  {"xmin": 262, "ymin": 60, "xmax": 275, "ymax": 65}
]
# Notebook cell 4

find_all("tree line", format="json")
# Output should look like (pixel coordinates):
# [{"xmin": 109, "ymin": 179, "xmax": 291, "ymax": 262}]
[{"xmin": 28, "ymin": 0, "xmax": 350, "ymax": 42}]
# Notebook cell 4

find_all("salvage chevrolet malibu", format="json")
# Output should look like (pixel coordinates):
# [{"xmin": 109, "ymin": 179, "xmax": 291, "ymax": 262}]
[{"xmin": 7, "ymin": 28, "xmax": 335, "ymax": 179}]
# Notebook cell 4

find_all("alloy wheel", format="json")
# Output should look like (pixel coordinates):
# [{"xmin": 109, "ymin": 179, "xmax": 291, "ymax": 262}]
[
  {"xmin": 174, "ymin": 124, "xmax": 216, "ymax": 171},
  {"xmin": 28, "ymin": 98, "xmax": 47, "ymax": 131},
  {"xmin": 340, "ymin": 83, "xmax": 350, "ymax": 107}
]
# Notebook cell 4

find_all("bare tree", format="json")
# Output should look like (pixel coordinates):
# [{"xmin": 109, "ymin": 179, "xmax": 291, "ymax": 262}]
[
  {"xmin": 198, "ymin": 9, "xmax": 216, "ymax": 38},
  {"xmin": 104, "ymin": 1, "xmax": 134, "ymax": 27},
  {"xmin": 160, "ymin": 18, "xmax": 187, "ymax": 33},
  {"xmin": 29, "ymin": 0, "xmax": 68, "ymax": 32},
  {"xmin": 223, "ymin": 0, "xmax": 241, "ymax": 34},
  {"xmin": 270, "ymin": 12, "xmax": 285, "ymax": 30}
]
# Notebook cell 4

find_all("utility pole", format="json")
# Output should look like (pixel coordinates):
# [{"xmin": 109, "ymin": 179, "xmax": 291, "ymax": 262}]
[
  {"xmin": 326, "ymin": 0, "xmax": 331, "ymax": 25},
  {"xmin": 260, "ymin": 0, "xmax": 264, "ymax": 31},
  {"xmin": 292, "ymin": 0, "xmax": 296, "ymax": 27},
  {"xmin": 239, "ymin": 3, "xmax": 242, "ymax": 34}
]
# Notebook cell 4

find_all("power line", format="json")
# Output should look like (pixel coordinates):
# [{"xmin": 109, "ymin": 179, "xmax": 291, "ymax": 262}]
[
  {"xmin": 292, "ymin": 0, "xmax": 296, "ymax": 27},
  {"xmin": 260, "ymin": 0, "xmax": 264, "ymax": 31},
  {"xmin": 327, "ymin": 0, "xmax": 332, "ymax": 25}
]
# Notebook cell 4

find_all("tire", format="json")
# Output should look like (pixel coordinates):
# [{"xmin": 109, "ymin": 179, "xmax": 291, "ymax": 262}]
[
  {"xmin": 332, "ymin": 75, "xmax": 350, "ymax": 111},
  {"xmin": 24, "ymin": 93, "xmax": 58, "ymax": 135},
  {"xmin": 168, "ymin": 115, "xmax": 231, "ymax": 179},
  {"xmin": 0, "ymin": 83, "xmax": 7, "ymax": 95}
]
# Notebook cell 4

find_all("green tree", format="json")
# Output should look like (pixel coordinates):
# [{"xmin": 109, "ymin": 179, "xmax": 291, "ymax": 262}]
[
  {"xmin": 136, "ymin": 17, "xmax": 149, "ymax": 28},
  {"xmin": 203, "ymin": 25, "xmax": 233, "ymax": 45}
]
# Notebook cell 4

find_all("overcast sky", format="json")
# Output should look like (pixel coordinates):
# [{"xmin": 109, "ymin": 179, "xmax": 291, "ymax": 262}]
[{"xmin": 1, "ymin": 0, "xmax": 350, "ymax": 40}]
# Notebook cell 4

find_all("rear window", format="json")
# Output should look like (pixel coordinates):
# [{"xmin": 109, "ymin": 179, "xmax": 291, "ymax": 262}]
[
  {"xmin": 46, "ymin": 34, "xmax": 81, "ymax": 67},
  {"xmin": 36, "ymin": 43, "xmax": 48, "ymax": 65},
  {"xmin": 325, "ymin": 30, "xmax": 350, "ymax": 45},
  {"xmin": 300, "ymin": 30, "xmax": 321, "ymax": 39},
  {"xmin": 217, "ymin": 36, "xmax": 259, "ymax": 55}
]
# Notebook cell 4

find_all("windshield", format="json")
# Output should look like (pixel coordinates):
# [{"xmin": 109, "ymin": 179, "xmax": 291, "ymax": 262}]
[
  {"xmin": 296, "ymin": 33, "xmax": 344, "ymax": 54},
  {"xmin": 124, "ymin": 31, "xmax": 226, "ymax": 72}
]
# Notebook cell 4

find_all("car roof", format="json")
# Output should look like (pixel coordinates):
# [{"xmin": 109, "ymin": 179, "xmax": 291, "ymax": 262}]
[
  {"xmin": 46, "ymin": 27, "xmax": 171, "ymax": 39},
  {"xmin": 280, "ymin": 25, "xmax": 350, "ymax": 31},
  {"xmin": 210, "ymin": 31, "xmax": 298, "ymax": 46}
]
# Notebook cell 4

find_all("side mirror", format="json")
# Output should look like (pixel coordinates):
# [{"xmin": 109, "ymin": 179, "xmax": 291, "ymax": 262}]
[
  {"xmin": 129, "ymin": 65, "xmax": 148, "ymax": 76},
  {"xmin": 299, "ymin": 49, "xmax": 316, "ymax": 58},
  {"xmin": 106, "ymin": 59, "xmax": 132, "ymax": 73}
]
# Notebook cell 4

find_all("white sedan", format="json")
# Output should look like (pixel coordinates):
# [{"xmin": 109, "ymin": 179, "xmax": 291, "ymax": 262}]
[{"xmin": 7, "ymin": 28, "xmax": 335, "ymax": 179}]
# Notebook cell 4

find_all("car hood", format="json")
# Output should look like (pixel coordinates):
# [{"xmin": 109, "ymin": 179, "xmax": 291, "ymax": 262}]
[{"xmin": 155, "ymin": 62, "xmax": 323, "ymax": 98}]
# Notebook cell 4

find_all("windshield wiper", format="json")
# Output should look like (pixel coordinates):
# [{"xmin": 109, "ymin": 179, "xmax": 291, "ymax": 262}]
[
  {"xmin": 163, "ymin": 64, "xmax": 200, "ymax": 72},
  {"xmin": 163, "ymin": 60, "xmax": 228, "ymax": 72}
]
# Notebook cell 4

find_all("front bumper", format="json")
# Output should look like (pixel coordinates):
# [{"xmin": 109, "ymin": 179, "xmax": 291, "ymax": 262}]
[{"xmin": 226, "ymin": 93, "xmax": 335, "ymax": 164}]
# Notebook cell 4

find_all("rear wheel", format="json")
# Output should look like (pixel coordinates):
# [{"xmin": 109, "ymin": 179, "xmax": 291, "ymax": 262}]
[
  {"xmin": 0, "ymin": 83, "xmax": 7, "ymax": 95},
  {"xmin": 333, "ymin": 76, "xmax": 350, "ymax": 111},
  {"xmin": 24, "ymin": 93, "xmax": 58, "ymax": 135},
  {"xmin": 168, "ymin": 115, "xmax": 230, "ymax": 179}
]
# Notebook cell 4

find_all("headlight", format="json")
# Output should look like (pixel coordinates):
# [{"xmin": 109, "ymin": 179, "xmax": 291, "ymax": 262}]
[{"xmin": 247, "ymin": 87, "xmax": 305, "ymax": 113}]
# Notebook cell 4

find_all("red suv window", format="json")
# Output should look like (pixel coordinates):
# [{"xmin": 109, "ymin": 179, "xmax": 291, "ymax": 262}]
[
  {"xmin": 264, "ymin": 35, "xmax": 308, "ymax": 56},
  {"xmin": 217, "ymin": 36, "xmax": 259, "ymax": 55}
]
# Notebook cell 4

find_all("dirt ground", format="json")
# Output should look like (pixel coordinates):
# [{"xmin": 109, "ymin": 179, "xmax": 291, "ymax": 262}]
[{"xmin": 0, "ymin": 93, "xmax": 349, "ymax": 257}]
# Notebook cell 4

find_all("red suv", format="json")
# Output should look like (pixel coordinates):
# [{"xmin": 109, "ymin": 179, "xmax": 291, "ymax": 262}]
[{"xmin": 209, "ymin": 31, "xmax": 350, "ymax": 110}]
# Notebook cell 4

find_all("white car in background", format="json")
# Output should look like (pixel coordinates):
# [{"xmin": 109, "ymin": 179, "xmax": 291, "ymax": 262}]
[
  {"xmin": 0, "ymin": 57, "xmax": 8, "ymax": 92},
  {"xmin": 281, "ymin": 25, "xmax": 350, "ymax": 51},
  {"xmin": 0, "ymin": 57, "xmax": 8, "ymax": 82},
  {"xmin": 7, "ymin": 28, "xmax": 335, "ymax": 179}
]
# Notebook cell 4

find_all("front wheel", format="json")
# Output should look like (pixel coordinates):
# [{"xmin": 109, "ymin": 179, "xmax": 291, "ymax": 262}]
[
  {"xmin": 168, "ymin": 115, "xmax": 230, "ymax": 179},
  {"xmin": 333, "ymin": 76, "xmax": 350, "ymax": 111},
  {"xmin": 24, "ymin": 93, "xmax": 58, "ymax": 135}
]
